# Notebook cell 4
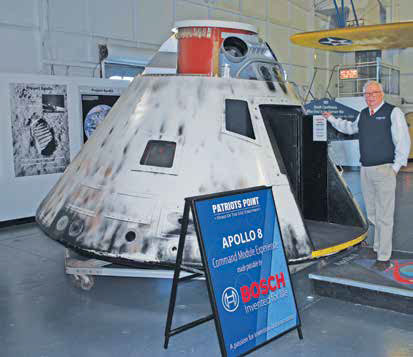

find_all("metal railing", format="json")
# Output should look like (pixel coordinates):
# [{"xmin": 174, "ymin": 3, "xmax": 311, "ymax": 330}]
[{"xmin": 337, "ymin": 59, "xmax": 400, "ymax": 97}]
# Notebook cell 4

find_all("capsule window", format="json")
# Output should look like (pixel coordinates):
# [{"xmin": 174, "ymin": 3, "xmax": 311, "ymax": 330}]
[
  {"xmin": 223, "ymin": 37, "xmax": 248, "ymax": 58},
  {"xmin": 140, "ymin": 140, "xmax": 176, "ymax": 168},
  {"xmin": 225, "ymin": 99, "xmax": 255, "ymax": 140},
  {"xmin": 260, "ymin": 66, "xmax": 273, "ymax": 81}
]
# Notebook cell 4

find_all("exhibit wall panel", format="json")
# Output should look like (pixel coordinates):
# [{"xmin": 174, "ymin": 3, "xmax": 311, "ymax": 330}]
[
  {"xmin": 209, "ymin": 8, "xmax": 241, "ymax": 22},
  {"xmin": 212, "ymin": 0, "xmax": 240, "ymax": 12},
  {"xmin": 48, "ymin": 32, "xmax": 90, "ymax": 64},
  {"xmin": 0, "ymin": 0, "xmax": 38, "ymax": 27},
  {"xmin": 290, "ymin": 39, "xmax": 312, "ymax": 68},
  {"xmin": 242, "ymin": 0, "xmax": 267, "ymax": 20},
  {"xmin": 175, "ymin": 0, "xmax": 210, "ymax": 22},
  {"xmin": 0, "ymin": 27, "xmax": 40, "ymax": 74},
  {"xmin": 290, "ymin": 3, "xmax": 307, "ymax": 31},
  {"xmin": 89, "ymin": 0, "xmax": 135, "ymax": 41},
  {"xmin": 0, "ymin": 73, "xmax": 128, "ymax": 222},
  {"xmin": 49, "ymin": 0, "xmax": 88, "ymax": 33},
  {"xmin": 135, "ymin": 0, "xmax": 174, "ymax": 45},
  {"xmin": 268, "ymin": 0, "xmax": 290, "ymax": 27}
]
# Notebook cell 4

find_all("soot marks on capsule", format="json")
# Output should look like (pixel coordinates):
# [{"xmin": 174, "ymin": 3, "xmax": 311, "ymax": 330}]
[
  {"xmin": 141, "ymin": 239, "xmax": 150, "ymax": 254},
  {"xmin": 198, "ymin": 185, "xmax": 206, "ymax": 193},
  {"xmin": 104, "ymin": 166, "xmax": 112, "ymax": 177},
  {"xmin": 123, "ymin": 144, "xmax": 130, "ymax": 156},
  {"xmin": 82, "ymin": 195, "xmax": 90, "ymax": 205},
  {"xmin": 248, "ymin": 80, "xmax": 259, "ymax": 90},
  {"xmin": 178, "ymin": 124, "xmax": 184, "ymax": 136},
  {"xmin": 114, "ymin": 162, "xmax": 124, "ymax": 176},
  {"xmin": 165, "ymin": 228, "xmax": 181, "ymax": 236},
  {"xmin": 119, "ymin": 243, "xmax": 128, "ymax": 254},
  {"xmin": 91, "ymin": 164, "xmax": 101, "ymax": 176},
  {"xmin": 107, "ymin": 223, "xmax": 122, "ymax": 252},
  {"xmin": 220, "ymin": 183, "xmax": 230, "ymax": 192},
  {"xmin": 196, "ymin": 82, "xmax": 205, "ymax": 102},
  {"xmin": 284, "ymin": 223, "xmax": 299, "ymax": 257},
  {"xmin": 108, "ymin": 127, "xmax": 114, "ymax": 136},
  {"xmin": 152, "ymin": 78, "xmax": 169, "ymax": 93},
  {"xmin": 151, "ymin": 80, "xmax": 162, "ymax": 92},
  {"xmin": 176, "ymin": 218, "xmax": 195, "ymax": 235},
  {"xmin": 100, "ymin": 137, "xmax": 108, "ymax": 148},
  {"xmin": 159, "ymin": 122, "xmax": 166, "ymax": 135},
  {"xmin": 157, "ymin": 246, "xmax": 168, "ymax": 261},
  {"xmin": 176, "ymin": 89, "xmax": 186, "ymax": 110},
  {"xmin": 96, "ymin": 205, "xmax": 105, "ymax": 217}
]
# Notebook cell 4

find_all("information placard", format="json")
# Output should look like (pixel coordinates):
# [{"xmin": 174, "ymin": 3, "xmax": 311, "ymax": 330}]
[
  {"xmin": 313, "ymin": 115, "xmax": 327, "ymax": 141},
  {"xmin": 191, "ymin": 187, "xmax": 301, "ymax": 356}
]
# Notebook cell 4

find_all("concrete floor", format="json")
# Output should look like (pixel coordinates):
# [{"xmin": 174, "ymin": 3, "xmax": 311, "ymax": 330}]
[{"xmin": 0, "ymin": 169, "xmax": 413, "ymax": 357}]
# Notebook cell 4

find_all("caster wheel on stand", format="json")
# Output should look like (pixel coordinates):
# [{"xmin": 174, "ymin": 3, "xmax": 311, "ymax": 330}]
[{"xmin": 71, "ymin": 274, "xmax": 95, "ymax": 291}]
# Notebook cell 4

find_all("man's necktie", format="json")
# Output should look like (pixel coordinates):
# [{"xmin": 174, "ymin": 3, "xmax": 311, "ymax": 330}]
[{"xmin": 370, "ymin": 109, "xmax": 374, "ymax": 116}]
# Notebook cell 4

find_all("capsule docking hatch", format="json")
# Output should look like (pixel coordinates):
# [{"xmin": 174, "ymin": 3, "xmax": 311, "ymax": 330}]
[{"xmin": 36, "ymin": 20, "xmax": 367, "ymax": 267}]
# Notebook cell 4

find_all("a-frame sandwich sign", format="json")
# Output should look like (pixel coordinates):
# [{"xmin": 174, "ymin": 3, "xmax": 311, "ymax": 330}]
[{"xmin": 164, "ymin": 186, "xmax": 303, "ymax": 356}]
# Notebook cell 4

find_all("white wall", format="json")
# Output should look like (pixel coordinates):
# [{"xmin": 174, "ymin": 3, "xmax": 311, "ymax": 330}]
[{"xmin": 0, "ymin": 0, "xmax": 335, "ymax": 90}]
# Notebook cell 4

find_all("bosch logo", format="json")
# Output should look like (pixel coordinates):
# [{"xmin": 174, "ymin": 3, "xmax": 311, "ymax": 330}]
[
  {"xmin": 222, "ymin": 287, "xmax": 240, "ymax": 312},
  {"xmin": 240, "ymin": 273, "xmax": 286, "ymax": 303}
]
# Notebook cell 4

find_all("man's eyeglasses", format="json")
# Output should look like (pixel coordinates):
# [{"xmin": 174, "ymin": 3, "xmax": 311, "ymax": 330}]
[{"xmin": 364, "ymin": 91, "xmax": 382, "ymax": 97}]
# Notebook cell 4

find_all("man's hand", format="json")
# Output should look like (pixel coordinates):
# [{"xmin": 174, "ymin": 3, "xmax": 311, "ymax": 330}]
[{"xmin": 322, "ymin": 112, "xmax": 332, "ymax": 119}]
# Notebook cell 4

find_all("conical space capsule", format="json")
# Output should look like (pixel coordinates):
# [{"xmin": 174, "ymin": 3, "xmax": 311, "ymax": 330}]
[{"xmin": 36, "ymin": 20, "xmax": 367, "ymax": 267}]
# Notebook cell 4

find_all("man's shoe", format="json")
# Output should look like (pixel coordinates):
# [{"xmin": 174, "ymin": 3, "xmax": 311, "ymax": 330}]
[{"xmin": 372, "ymin": 260, "xmax": 391, "ymax": 271}]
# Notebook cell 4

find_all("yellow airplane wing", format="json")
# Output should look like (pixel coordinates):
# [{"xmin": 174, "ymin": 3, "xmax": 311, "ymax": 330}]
[{"xmin": 290, "ymin": 21, "xmax": 413, "ymax": 52}]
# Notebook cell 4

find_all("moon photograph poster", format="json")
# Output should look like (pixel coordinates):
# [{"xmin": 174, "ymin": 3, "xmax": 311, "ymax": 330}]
[{"xmin": 9, "ymin": 83, "xmax": 70, "ymax": 177}]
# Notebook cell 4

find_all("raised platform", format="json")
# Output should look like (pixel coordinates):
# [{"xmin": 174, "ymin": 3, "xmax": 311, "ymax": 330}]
[{"xmin": 309, "ymin": 248, "xmax": 413, "ymax": 314}]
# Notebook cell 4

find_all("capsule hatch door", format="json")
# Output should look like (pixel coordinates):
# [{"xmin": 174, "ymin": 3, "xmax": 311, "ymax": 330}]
[{"xmin": 259, "ymin": 105, "xmax": 367, "ymax": 256}]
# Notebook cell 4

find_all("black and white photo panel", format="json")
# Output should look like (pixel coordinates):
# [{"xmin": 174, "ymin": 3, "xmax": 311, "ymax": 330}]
[{"xmin": 9, "ymin": 83, "xmax": 70, "ymax": 177}]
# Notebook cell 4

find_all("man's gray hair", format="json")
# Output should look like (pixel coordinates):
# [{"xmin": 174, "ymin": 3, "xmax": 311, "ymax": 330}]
[{"xmin": 363, "ymin": 80, "xmax": 383, "ymax": 94}]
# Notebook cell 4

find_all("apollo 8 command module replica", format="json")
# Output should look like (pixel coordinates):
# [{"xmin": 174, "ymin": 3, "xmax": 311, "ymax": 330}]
[{"xmin": 36, "ymin": 20, "xmax": 367, "ymax": 269}]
